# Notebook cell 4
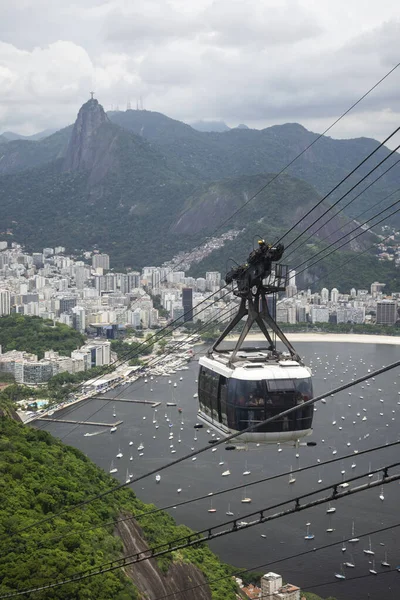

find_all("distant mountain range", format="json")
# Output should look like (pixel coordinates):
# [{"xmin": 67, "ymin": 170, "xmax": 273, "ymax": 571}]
[{"xmin": 0, "ymin": 102, "xmax": 399, "ymax": 289}]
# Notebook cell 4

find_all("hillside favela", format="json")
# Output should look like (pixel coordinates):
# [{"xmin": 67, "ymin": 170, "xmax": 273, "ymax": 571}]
[{"xmin": 1, "ymin": 3, "xmax": 400, "ymax": 600}]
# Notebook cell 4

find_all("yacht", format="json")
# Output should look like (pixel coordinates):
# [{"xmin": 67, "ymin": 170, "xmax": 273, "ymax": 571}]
[
  {"xmin": 334, "ymin": 566, "xmax": 346, "ymax": 580},
  {"xmin": 116, "ymin": 448, "xmax": 123, "ymax": 458},
  {"xmin": 226, "ymin": 504, "xmax": 234, "ymax": 516},
  {"xmin": 137, "ymin": 443, "xmax": 144, "ymax": 451},
  {"xmin": 326, "ymin": 503, "xmax": 336, "ymax": 514},
  {"xmin": 222, "ymin": 469, "xmax": 231, "ymax": 477},
  {"xmin": 304, "ymin": 523, "xmax": 314, "ymax": 540},
  {"xmin": 109, "ymin": 461, "xmax": 118, "ymax": 474},
  {"xmin": 369, "ymin": 560, "xmax": 377, "ymax": 575},
  {"xmin": 381, "ymin": 552, "xmax": 390, "ymax": 567},
  {"xmin": 288, "ymin": 467, "xmax": 296, "ymax": 484},
  {"xmin": 241, "ymin": 488, "xmax": 252, "ymax": 503},
  {"xmin": 363, "ymin": 537, "xmax": 374, "ymax": 556},
  {"xmin": 348, "ymin": 521, "xmax": 359, "ymax": 543},
  {"xmin": 110, "ymin": 426, "xmax": 117, "ymax": 433},
  {"xmin": 155, "ymin": 474, "xmax": 161, "ymax": 483}
]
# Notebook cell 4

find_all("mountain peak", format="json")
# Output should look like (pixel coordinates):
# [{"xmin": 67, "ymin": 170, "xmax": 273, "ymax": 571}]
[{"xmin": 63, "ymin": 98, "xmax": 108, "ymax": 172}]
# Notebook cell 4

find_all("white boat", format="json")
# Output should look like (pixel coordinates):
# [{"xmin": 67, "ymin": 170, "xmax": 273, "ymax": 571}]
[
  {"xmin": 381, "ymin": 551, "xmax": 390, "ymax": 567},
  {"xmin": 334, "ymin": 565, "xmax": 346, "ymax": 580},
  {"xmin": 341, "ymin": 537, "xmax": 346, "ymax": 552},
  {"xmin": 208, "ymin": 500, "xmax": 216, "ymax": 513},
  {"xmin": 166, "ymin": 402, "xmax": 176, "ymax": 407},
  {"xmin": 109, "ymin": 461, "xmax": 118, "ymax": 474},
  {"xmin": 155, "ymin": 474, "xmax": 161, "ymax": 483},
  {"xmin": 304, "ymin": 522, "xmax": 314, "ymax": 540},
  {"xmin": 222, "ymin": 469, "xmax": 231, "ymax": 477},
  {"xmin": 129, "ymin": 441, "xmax": 133, "ymax": 446},
  {"xmin": 137, "ymin": 443, "xmax": 144, "ymax": 451},
  {"xmin": 226, "ymin": 504, "xmax": 234, "ymax": 516},
  {"xmin": 110, "ymin": 426, "xmax": 117, "ymax": 433},
  {"xmin": 129, "ymin": 455, "xmax": 133, "ymax": 461},
  {"xmin": 289, "ymin": 466, "xmax": 296, "ymax": 484},
  {"xmin": 193, "ymin": 393, "xmax": 198, "ymax": 398},
  {"xmin": 326, "ymin": 503, "xmax": 336, "ymax": 514},
  {"xmin": 241, "ymin": 488, "xmax": 252, "ymax": 503},
  {"xmin": 369, "ymin": 559, "xmax": 377, "ymax": 575},
  {"xmin": 379, "ymin": 485, "xmax": 385, "ymax": 501},
  {"xmin": 363, "ymin": 536, "xmax": 374, "ymax": 555},
  {"xmin": 243, "ymin": 461, "xmax": 251, "ymax": 476},
  {"xmin": 344, "ymin": 555, "xmax": 355, "ymax": 568},
  {"xmin": 177, "ymin": 488, "xmax": 182, "ymax": 493},
  {"xmin": 116, "ymin": 449, "xmax": 123, "ymax": 459},
  {"xmin": 112, "ymin": 405, "xmax": 116, "ymax": 417},
  {"xmin": 125, "ymin": 470, "xmax": 131, "ymax": 484}
]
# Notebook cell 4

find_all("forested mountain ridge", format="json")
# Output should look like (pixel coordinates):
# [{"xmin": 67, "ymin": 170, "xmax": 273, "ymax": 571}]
[
  {"xmin": 0, "ymin": 417, "xmax": 238, "ymax": 599},
  {"xmin": 0, "ymin": 100, "xmax": 398, "ymax": 282}
]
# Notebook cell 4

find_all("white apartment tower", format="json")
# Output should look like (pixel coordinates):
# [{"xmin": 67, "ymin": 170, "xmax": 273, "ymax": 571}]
[
  {"xmin": 92, "ymin": 253, "xmax": 110, "ymax": 270},
  {"xmin": 0, "ymin": 290, "xmax": 11, "ymax": 316},
  {"xmin": 261, "ymin": 572, "xmax": 282, "ymax": 596}
]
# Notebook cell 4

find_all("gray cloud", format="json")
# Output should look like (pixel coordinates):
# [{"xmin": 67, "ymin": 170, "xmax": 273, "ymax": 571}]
[{"xmin": 0, "ymin": 0, "xmax": 399, "ymax": 145}]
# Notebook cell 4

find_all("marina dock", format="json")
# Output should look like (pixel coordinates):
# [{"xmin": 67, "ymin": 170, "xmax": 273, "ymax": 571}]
[
  {"xmin": 36, "ymin": 418, "xmax": 123, "ymax": 427},
  {"xmin": 96, "ymin": 397, "xmax": 160, "ymax": 407}
]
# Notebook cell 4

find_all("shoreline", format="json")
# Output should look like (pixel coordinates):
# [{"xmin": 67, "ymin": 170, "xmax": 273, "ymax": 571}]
[{"xmin": 227, "ymin": 332, "xmax": 400, "ymax": 345}]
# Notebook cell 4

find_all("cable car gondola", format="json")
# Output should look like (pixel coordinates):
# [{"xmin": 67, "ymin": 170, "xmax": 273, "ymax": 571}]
[{"xmin": 197, "ymin": 240, "xmax": 313, "ymax": 444}]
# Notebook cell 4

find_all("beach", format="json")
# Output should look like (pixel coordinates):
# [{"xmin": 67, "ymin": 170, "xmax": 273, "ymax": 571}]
[{"xmin": 227, "ymin": 332, "xmax": 400, "ymax": 345}]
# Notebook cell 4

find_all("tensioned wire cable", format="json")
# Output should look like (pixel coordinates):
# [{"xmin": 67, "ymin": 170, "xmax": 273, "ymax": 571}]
[
  {"xmin": 43, "ymin": 69, "xmax": 400, "ymax": 411},
  {"xmin": 280, "ymin": 138, "xmax": 400, "ymax": 251},
  {"xmin": 292, "ymin": 202, "xmax": 400, "ymax": 280},
  {"xmin": 136, "ymin": 520, "xmax": 400, "ymax": 600},
  {"xmin": 2, "ymin": 467, "xmax": 398, "ymax": 598},
  {"xmin": 276, "ymin": 225, "xmax": 400, "ymax": 309},
  {"xmin": 201, "ymin": 61, "xmax": 400, "ymax": 239},
  {"xmin": 290, "ymin": 197, "xmax": 400, "ymax": 274},
  {"xmin": 10, "ymin": 358, "xmax": 400, "ymax": 539},
  {"xmin": 26, "ymin": 438, "xmax": 400, "ymax": 552},
  {"xmin": 50, "ymin": 291, "xmax": 235, "ymax": 440},
  {"xmin": 291, "ymin": 185, "xmax": 400, "ymax": 259},
  {"xmin": 283, "ymin": 158, "xmax": 400, "ymax": 261},
  {"xmin": 55, "ymin": 303, "xmax": 235, "ymax": 441},
  {"xmin": 41, "ymin": 282, "xmax": 231, "ymax": 405},
  {"xmin": 27, "ymin": 224, "xmax": 400, "ymax": 537}
]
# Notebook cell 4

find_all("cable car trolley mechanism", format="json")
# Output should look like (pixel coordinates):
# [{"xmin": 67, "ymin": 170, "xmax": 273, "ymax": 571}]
[{"xmin": 198, "ymin": 240, "xmax": 314, "ymax": 444}]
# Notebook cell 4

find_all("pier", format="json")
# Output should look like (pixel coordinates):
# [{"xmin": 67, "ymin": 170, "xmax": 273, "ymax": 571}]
[
  {"xmin": 36, "ymin": 418, "xmax": 123, "ymax": 427},
  {"xmin": 96, "ymin": 397, "xmax": 160, "ymax": 407}
]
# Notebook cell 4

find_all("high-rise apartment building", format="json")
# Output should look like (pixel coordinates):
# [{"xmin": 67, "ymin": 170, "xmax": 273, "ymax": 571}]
[
  {"xmin": 182, "ymin": 288, "xmax": 193, "ymax": 322},
  {"xmin": 92, "ymin": 253, "xmax": 110, "ymax": 270},
  {"xmin": 376, "ymin": 300, "xmax": 397, "ymax": 325},
  {"xmin": 0, "ymin": 290, "xmax": 11, "ymax": 315}
]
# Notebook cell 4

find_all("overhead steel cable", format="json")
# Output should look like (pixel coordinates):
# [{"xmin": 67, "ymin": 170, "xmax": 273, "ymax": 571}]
[
  {"xmin": 284, "ymin": 157, "xmax": 400, "ymax": 261},
  {"xmin": 290, "ymin": 196, "xmax": 400, "ymax": 273},
  {"xmin": 292, "ymin": 185, "xmax": 400, "ymax": 259},
  {"xmin": 281, "ymin": 138, "xmax": 400, "ymax": 250},
  {"xmin": 276, "ymin": 225, "xmax": 400, "ymax": 309},
  {"xmin": 42, "ymin": 292, "xmax": 235, "ymax": 440},
  {"xmin": 137, "ymin": 523, "xmax": 400, "ymax": 600},
  {"xmin": 292, "ymin": 202, "xmax": 400, "ymax": 280},
  {"xmin": 9, "ymin": 358, "xmax": 400, "ymax": 540},
  {"xmin": 40, "ymin": 282, "xmax": 230, "ymax": 405},
  {"xmin": 55, "ymin": 301, "xmax": 236, "ymax": 441},
  {"xmin": 1, "ymin": 467, "xmax": 398, "ymax": 598},
  {"xmin": 201, "ymin": 62, "xmax": 400, "ymax": 239},
  {"xmin": 27, "ymin": 438, "xmax": 400, "ymax": 552}
]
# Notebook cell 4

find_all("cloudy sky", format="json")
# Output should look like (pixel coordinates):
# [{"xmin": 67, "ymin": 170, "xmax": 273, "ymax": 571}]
[{"xmin": 1, "ymin": 0, "xmax": 399, "ymax": 142}]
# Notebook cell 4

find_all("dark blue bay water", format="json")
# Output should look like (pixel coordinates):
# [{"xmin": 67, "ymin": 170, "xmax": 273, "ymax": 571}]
[{"xmin": 38, "ymin": 341, "xmax": 400, "ymax": 600}]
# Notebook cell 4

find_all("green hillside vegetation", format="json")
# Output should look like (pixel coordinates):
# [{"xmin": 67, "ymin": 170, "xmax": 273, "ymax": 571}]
[
  {"xmin": 0, "ymin": 315, "xmax": 85, "ymax": 359},
  {"xmin": 108, "ymin": 110, "xmax": 400, "ymax": 225},
  {"xmin": 0, "ymin": 416, "xmax": 239, "ymax": 599},
  {"xmin": 0, "ymin": 126, "xmax": 72, "ymax": 175}
]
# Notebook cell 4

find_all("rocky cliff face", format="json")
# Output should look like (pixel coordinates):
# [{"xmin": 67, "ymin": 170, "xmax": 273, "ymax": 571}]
[
  {"xmin": 63, "ymin": 99, "xmax": 110, "ymax": 174},
  {"xmin": 116, "ymin": 515, "xmax": 212, "ymax": 600}
]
